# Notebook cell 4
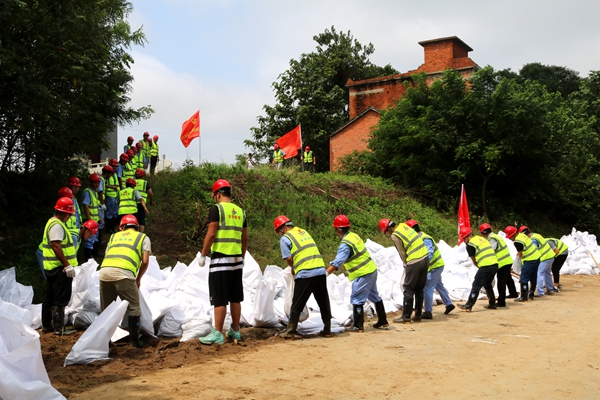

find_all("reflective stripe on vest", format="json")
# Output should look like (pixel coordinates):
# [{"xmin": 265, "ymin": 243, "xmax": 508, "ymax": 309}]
[
  {"xmin": 150, "ymin": 141, "xmax": 159, "ymax": 156},
  {"xmin": 340, "ymin": 232, "xmax": 377, "ymax": 281},
  {"xmin": 118, "ymin": 188, "xmax": 138, "ymax": 215},
  {"xmin": 123, "ymin": 163, "xmax": 135, "ymax": 180},
  {"xmin": 135, "ymin": 179, "xmax": 148, "ymax": 202},
  {"xmin": 303, "ymin": 151, "xmax": 313, "ymax": 163},
  {"xmin": 547, "ymin": 238, "xmax": 568, "ymax": 256},
  {"xmin": 105, "ymin": 174, "xmax": 119, "ymax": 198},
  {"xmin": 41, "ymin": 218, "xmax": 77, "ymax": 270},
  {"xmin": 420, "ymin": 232, "xmax": 444, "ymax": 270},
  {"xmin": 530, "ymin": 233, "xmax": 554, "ymax": 261},
  {"xmin": 273, "ymin": 150, "xmax": 284, "ymax": 163},
  {"xmin": 284, "ymin": 227, "xmax": 325, "ymax": 274},
  {"xmin": 489, "ymin": 233, "xmax": 513, "ymax": 268},
  {"xmin": 101, "ymin": 230, "xmax": 146, "ymax": 276},
  {"xmin": 65, "ymin": 213, "xmax": 79, "ymax": 239},
  {"xmin": 392, "ymin": 223, "xmax": 428, "ymax": 262},
  {"xmin": 133, "ymin": 153, "xmax": 145, "ymax": 170},
  {"xmin": 515, "ymin": 233, "xmax": 541, "ymax": 262},
  {"xmin": 211, "ymin": 203, "xmax": 244, "ymax": 256},
  {"xmin": 83, "ymin": 188, "xmax": 100, "ymax": 222},
  {"xmin": 141, "ymin": 140, "xmax": 150, "ymax": 157},
  {"xmin": 467, "ymin": 236, "xmax": 498, "ymax": 267}
]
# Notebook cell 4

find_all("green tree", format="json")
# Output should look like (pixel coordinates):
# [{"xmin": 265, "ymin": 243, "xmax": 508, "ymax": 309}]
[
  {"xmin": 519, "ymin": 62, "xmax": 582, "ymax": 98},
  {"xmin": 246, "ymin": 26, "xmax": 396, "ymax": 170}
]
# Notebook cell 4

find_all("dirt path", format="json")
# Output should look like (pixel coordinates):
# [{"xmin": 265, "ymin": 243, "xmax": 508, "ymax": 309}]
[{"xmin": 51, "ymin": 275, "xmax": 600, "ymax": 399}]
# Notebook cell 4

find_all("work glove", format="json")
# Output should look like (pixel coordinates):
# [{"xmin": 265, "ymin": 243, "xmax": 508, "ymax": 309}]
[
  {"xmin": 64, "ymin": 265, "xmax": 76, "ymax": 278},
  {"xmin": 101, "ymin": 204, "xmax": 107, "ymax": 211},
  {"xmin": 198, "ymin": 255, "xmax": 206, "ymax": 267}
]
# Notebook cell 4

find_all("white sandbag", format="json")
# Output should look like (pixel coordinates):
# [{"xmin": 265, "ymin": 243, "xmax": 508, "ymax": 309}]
[
  {"xmin": 512, "ymin": 257, "xmax": 522, "ymax": 275},
  {"xmin": 0, "ymin": 267, "xmax": 34, "ymax": 308},
  {"xmin": 64, "ymin": 300, "xmax": 129, "ymax": 366},
  {"xmin": 263, "ymin": 265, "xmax": 286, "ymax": 298},
  {"xmin": 27, "ymin": 304, "xmax": 42, "ymax": 330},
  {"xmin": 0, "ymin": 298, "xmax": 33, "ymax": 327},
  {"xmin": 73, "ymin": 310, "xmax": 98, "ymax": 330},
  {"xmin": 180, "ymin": 316, "xmax": 212, "ymax": 342},
  {"xmin": 252, "ymin": 279, "xmax": 280, "ymax": 327},
  {"xmin": 119, "ymin": 291, "xmax": 156, "ymax": 338},
  {"xmin": 157, "ymin": 310, "xmax": 183, "ymax": 337},
  {"xmin": 282, "ymin": 267, "xmax": 309, "ymax": 322},
  {"xmin": 243, "ymin": 253, "xmax": 263, "ymax": 293},
  {"xmin": 0, "ymin": 317, "xmax": 64, "ymax": 400}
]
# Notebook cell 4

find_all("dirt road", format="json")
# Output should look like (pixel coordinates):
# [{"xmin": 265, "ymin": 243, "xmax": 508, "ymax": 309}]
[{"xmin": 48, "ymin": 274, "xmax": 600, "ymax": 399}]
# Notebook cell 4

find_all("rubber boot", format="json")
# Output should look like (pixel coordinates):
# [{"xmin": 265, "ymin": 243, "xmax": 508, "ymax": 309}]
[
  {"xmin": 528, "ymin": 289, "xmax": 535, "ymax": 301},
  {"xmin": 347, "ymin": 304, "xmax": 364, "ymax": 332},
  {"xmin": 514, "ymin": 283, "xmax": 529, "ymax": 302},
  {"xmin": 457, "ymin": 290, "xmax": 478, "ymax": 312},
  {"xmin": 320, "ymin": 318, "xmax": 332, "ymax": 338},
  {"xmin": 41, "ymin": 303, "xmax": 53, "ymax": 333},
  {"xmin": 412, "ymin": 292, "xmax": 424, "ymax": 322},
  {"xmin": 484, "ymin": 291, "xmax": 497, "ymax": 309},
  {"xmin": 280, "ymin": 311, "xmax": 301, "ymax": 339},
  {"xmin": 128, "ymin": 315, "xmax": 146, "ymax": 348},
  {"xmin": 393, "ymin": 298, "xmax": 413, "ymax": 324},
  {"xmin": 372, "ymin": 300, "xmax": 389, "ymax": 329},
  {"xmin": 53, "ymin": 306, "xmax": 75, "ymax": 335}
]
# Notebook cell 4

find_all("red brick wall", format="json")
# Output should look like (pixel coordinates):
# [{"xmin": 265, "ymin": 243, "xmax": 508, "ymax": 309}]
[
  {"xmin": 349, "ymin": 78, "xmax": 408, "ymax": 120},
  {"xmin": 330, "ymin": 110, "xmax": 380, "ymax": 171}
]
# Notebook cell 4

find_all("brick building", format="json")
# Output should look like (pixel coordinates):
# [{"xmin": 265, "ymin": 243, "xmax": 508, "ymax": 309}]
[{"xmin": 329, "ymin": 36, "xmax": 479, "ymax": 171}]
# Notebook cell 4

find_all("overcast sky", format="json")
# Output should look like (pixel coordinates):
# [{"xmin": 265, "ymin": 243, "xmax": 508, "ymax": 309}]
[{"xmin": 120, "ymin": 0, "xmax": 600, "ymax": 167}]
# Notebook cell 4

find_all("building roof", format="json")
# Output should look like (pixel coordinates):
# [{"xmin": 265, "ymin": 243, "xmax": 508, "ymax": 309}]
[
  {"xmin": 330, "ymin": 106, "xmax": 380, "ymax": 138},
  {"xmin": 418, "ymin": 36, "xmax": 473, "ymax": 52}
]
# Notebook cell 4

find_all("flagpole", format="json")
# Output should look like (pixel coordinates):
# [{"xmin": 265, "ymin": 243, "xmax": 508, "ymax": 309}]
[
  {"xmin": 299, "ymin": 123, "xmax": 303, "ymax": 172},
  {"xmin": 198, "ymin": 109, "xmax": 201, "ymax": 166}
]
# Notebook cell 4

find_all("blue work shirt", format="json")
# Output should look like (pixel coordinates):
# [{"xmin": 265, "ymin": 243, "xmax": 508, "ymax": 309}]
[{"xmin": 329, "ymin": 232, "xmax": 353, "ymax": 269}]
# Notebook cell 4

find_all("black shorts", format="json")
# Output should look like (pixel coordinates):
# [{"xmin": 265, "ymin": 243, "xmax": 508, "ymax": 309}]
[
  {"xmin": 136, "ymin": 204, "xmax": 146, "ymax": 225},
  {"xmin": 208, "ymin": 268, "xmax": 244, "ymax": 306}
]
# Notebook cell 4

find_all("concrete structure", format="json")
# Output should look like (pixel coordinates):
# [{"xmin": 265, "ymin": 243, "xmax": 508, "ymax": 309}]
[{"xmin": 330, "ymin": 36, "xmax": 479, "ymax": 171}]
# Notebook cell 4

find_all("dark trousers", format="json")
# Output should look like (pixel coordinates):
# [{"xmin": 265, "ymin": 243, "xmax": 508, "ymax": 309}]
[
  {"xmin": 291, "ymin": 274, "xmax": 332, "ymax": 321},
  {"xmin": 150, "ymin": 156, "xmax": 158, "ymax": 175},
  {"xmin": 403, "ymin": 257, "xmax": 429, "ymax": 304},
  {"xmin": 472, "ymin": 264, "xmax": 498, "ymax": 305},
  {"xmin": 552, "ymin": 253, "xmax": 568, "ymax": 283},
  {"xmin": 303, "ymin": 163, "xmax": 314, "ymax": 173},
  {"xmin": 496, "ymin": 265, "xmax": 512, "ymax": 305},
  {"xmin": 520, "ymin": 259, "xmax": 540, "ymax": 292},
  {"xmin": 42, "ymin": 267, "xmax": 73, "ymax": 328}
]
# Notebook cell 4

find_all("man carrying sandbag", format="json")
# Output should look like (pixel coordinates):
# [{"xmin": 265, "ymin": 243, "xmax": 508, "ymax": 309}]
[
  {"xmin": 99, "ymin": 214, "xmax": 151, "ymax": 348},
  {"xmin": 327, "ymin": 215, "xmax": 388, "ymax": 332},
  {"xmin": 275, "ymin": 215, "xmax": 332, "ymax": 339}
]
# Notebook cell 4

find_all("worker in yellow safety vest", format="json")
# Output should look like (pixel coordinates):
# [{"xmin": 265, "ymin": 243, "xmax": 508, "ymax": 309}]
[
  {"xmin": 270, "ymin": 143, "xmax": 286, "ymax": 170},
  {"xmin": 274, "ymin": 214, "xmax": 332, "ymax": 339},
  {"xmin": 150, "ymin": 135, "xmax": 160, "ymax": 175},
  {"xmin": 378, "ymin": 218, "xmax": 429, "ymax": 323},
  {"xmin": 99, "ymin": 214, "xmax": 151, "ymax": 348},
  {"xmin": 134, "ymin": 169, "xmax": 153, "ymax": 233},
  {"xmin": 327, "ymin": 215, "xmax": 388, "ymax": 332},
  {"xmin": 504, "ymin": 225, "xmax": 541, "ymax": 302},
  {"xmin": 82, "ymin": 173, "xmax": 103, "ymax": 260},
  {"xmin": 457, "ymin": 227, "xmax": 499, "ymax": 312},
  {"xmin": 301, "ymin": 145, "xmax": 316, "ymax": 173}
]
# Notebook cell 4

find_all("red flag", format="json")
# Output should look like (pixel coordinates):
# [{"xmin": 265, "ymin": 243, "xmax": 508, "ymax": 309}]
[
  {"xmin": 276, "ymin": 124, "xmax": 302, "ymax": 159},
  {"xmin": 180, "ymin": 110, "xmax": 200, "ymax": 148},
  {"xmin": 458, "ymin": 184, "xmax": 471, "ymax": 244}
]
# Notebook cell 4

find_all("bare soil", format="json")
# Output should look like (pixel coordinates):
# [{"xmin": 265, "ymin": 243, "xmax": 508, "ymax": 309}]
[{"xmin": 44, "ymin": 274, "xmax": 600, "ymax": 399}]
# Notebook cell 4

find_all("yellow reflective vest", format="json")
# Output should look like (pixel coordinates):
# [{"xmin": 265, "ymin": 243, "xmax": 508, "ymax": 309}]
[
  {"xmin": 273, "ymin": 150, "xmax": 284, "ymax": 163},
  {"xmin": 547, "ymin": 238, "xmax": 568, "ymax": 257},
  {"xmin": 420, "ymin": 232, "xmax": 444, "ymax": 271},
  {"xmin": 530, "ymin": 233, "xmax": 554, "ymax": 261},
  {"xmin": 489, "ymin": 233, "xmax": 513, "ymax": 268},
  {"xmin": 340, "ymin": 232, "xmax": 377, "ymax": 281},
  {"xmin": 284, "ymin": 226, "xmax": 325, "ymax": 274},
  {"xmin": 303, "ymin": 151, "xmax": 313, "ymax": 163},
  {"xmin": 41, "ymin": 218, "xmax": 77, "ymax": 271},
  {"xmin": 83, "ymin": 187, "xmax": 100, "ymax": 222},
  {"xmin": 135, "ymin": 179, "xmax": 148, "ymax": 202},
  {"xmin": 105, "ymin": 174, "xmax": 119, "ymax": 198},
  {"xmin": 467, "ymin": 236, "xmax": 498, "ymax": 267},
  {"xmin": 101, "ymin": 230, "xmax": 146, "ymax": 277},
  {"xmin": 392, "ymin": 223, "xmax": 428, "ymax": 263},
  {"xmin": 150, "ymin": 141, "xmax": 159, "ymax": 157},
  {"xmin": 118, "ymin": 188, "xmax": 138, "ymax": 215},
  {"xmin": 211, "ymin": 202, "xmax": 245, "ymax": 256},
  {"xmin": 514, "ymin": 233, "xmax": 541, "ymax": 262}
]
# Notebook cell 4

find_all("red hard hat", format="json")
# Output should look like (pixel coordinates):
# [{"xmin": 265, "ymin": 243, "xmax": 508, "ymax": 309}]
[
  {"xmin": 147, "ymin": 137, "xmax": 153, "ymax": 142},
  {"xmin": 153, "ymin": 135, "xmax": 159, "ymax": 140},
  {"xmin": 333, "ymin": 214, "xmax": 350, "ymax": 229},
  {"xmin": 135, "ymin": 168, "xmax": 145, "ymax": 177},
  {"xmin": 131, "ymin": 146, "xmax": 138, "ymax": 153},
  {"xmin": 305, "ymin": 146, "xmax": 310, "ymax": 151},
  {"xmin": 58, "ymin": 187, "xmax": 74, "ymax": 198},
  {"xmin": 479, "ymin": 223, "xmax": 492, "ymax": 234},
  {"xmin": 54, "ymin": 197, "xmax": 75, "ymax": 214},
  {"xmin": 126, "ymin": 178, "xmax": 137, "ymax": 187},
  {"xmin": 127, "ymin": 136, "xmax": 134, "ymax": 141},
  {"xmin": 378, "ymin": 218, "xmax": 392, "ymax": 233},
  {"xmin": 68, "ymin": 177, "xmax": 81, "ymax": 187},
  {"xmin": 109, "ymin": 158, "xmax": 119, "ymax": 167},
  {"xmin": 274, "ymin": 215, "xmax": 291, "ymax": 231},
  {"xmin": 126, "ymin": 149, "xmax": 134, "ymax": 158},
  {"xmin": 212, "ymin": 179, "xmax": 231, "ymax": 193},
  {"xmin": 89, "ymin": 173, "xmax": 101, "ymax": 182},
  {"xmin": 83, "ymin": 220, "xmax": 99, "ymax": 235},
  {"xmin": 459, "ymin": 226, "xmax": 473, "ymax": 240},
  {"xmin": 143, "ymin": 132, "xmax": 150, "ymax": 137},
  {"xmin": 519, "ymin": 225, "xmax": 530, "ymax": 234},
  {"xmin": 273, "ymin": 143, "xmax": 279, "ymax": 149},
  {"xmin": 135, "ymin": 142, "xmax": 142, "ymax": 149},
  {"xmin": 504, "ymin": 226, "xmax": 517, "ymax": 239},
  {"xmin": 406, "ymin": 219, "xmax": 418, "ymax": 228},
  {"xmin": 120, "ymin": 214, "xmax": 139, "ymax": 230},
  {"xmin": 120, "ymin": 153, "xmax": 129, "ymax": 162},
  {"xmin": 102, "ymin": 165, "xmax": 114, "ymax": 173}
]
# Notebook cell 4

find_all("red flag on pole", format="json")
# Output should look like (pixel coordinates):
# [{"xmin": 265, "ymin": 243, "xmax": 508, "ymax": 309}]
[
  {"xmin": 180, "ymin": 110, "xmax": 200, "ymax": 148},
  {"xmin": 458, "ymin": 184, "xmax": 471, "ymax": 244},
  {"xmin": 276, "ymin": 124, "xmax": 302, "ymax": 159}
]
